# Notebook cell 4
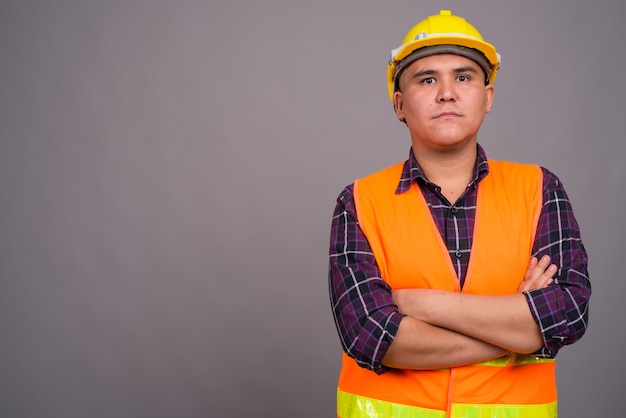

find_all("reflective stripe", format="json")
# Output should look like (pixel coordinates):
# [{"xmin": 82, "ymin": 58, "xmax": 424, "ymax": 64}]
[
  {"xmin": 427, "ymin": 354, "xmax": 555, "ymax": 372},
  {"xmin": 338, "ymin": 390, "xmax": 558, "ymax": 418},
  {"xmin": 338, "ymin": 390, "xmax": 445, "ymax": 418},
  {"xmin": 452, "ymin": 401, "xmax": 558, "ymax": 417},
  {"xmin": 474, "ymin": 353, "xmax": 556, "ymax": 367}
]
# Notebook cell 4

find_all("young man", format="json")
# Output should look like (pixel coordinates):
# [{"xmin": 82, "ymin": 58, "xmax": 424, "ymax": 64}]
[{"xmin": 328, "ymin": 10, "xmax": 591, "ymax": 418}]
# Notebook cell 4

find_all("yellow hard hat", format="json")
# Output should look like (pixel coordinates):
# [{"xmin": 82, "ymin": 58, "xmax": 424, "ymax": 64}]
[{"xmin": 387, "ymin": 10, "xmax": 501, "ymax": 101}]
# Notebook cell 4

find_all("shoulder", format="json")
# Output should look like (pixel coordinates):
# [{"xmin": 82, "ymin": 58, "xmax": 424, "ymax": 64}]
[
  {"xmin": 334, "ymin": 161, "xmax": 405, "ymax": 212},
  {"xmin": 488, "ymin": 159, "xmax": 540, "ymax": 174},
  {"xmin": 486, "ymin": 159, "xmax": 543, "ymax": 188},
  {"xmin": 359, "ymin": 162, "xmax": 405, "ymax": 182},
  {"xmin": 335, "ymin": 183, "xmax": 355, "ymax": 207},
  {"xmin": 538, "ymin": 166, "xmax": 565, "ymax": 191},
  {"xmin": 356, "ymin": 162, "xmax": 405, "ymax": 195}
]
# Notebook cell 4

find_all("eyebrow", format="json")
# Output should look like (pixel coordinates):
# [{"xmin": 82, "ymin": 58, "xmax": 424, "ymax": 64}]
[{"xmin": 411, "ymin": 66, "xmax": 479, "ymax": 79}]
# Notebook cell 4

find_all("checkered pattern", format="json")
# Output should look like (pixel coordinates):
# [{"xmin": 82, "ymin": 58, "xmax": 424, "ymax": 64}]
[{"xmin": 328, "ymin": 145, "xmax": 590, "ymax": 373}]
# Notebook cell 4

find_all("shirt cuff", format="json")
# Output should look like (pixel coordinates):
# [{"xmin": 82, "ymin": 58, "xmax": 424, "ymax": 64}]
[{"xmin": 523, "ymin": 289, "xmax": 567, "ymax": 357}]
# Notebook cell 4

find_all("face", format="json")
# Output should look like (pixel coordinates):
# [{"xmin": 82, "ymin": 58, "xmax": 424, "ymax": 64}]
[{"xmin": 393, "ymin": 54, "xmax": 494, "ymax": 153}]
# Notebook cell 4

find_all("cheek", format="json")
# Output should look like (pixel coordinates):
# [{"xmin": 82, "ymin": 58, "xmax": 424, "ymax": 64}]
[{"xmin": 405, "ymin": 95, "xmax": 430, "ymax": 115}]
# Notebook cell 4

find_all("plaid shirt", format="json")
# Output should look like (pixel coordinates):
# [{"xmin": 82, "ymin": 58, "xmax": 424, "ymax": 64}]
[{"xmin": 328, "ymin": 145, "xmax": 591, "ymax": 374}]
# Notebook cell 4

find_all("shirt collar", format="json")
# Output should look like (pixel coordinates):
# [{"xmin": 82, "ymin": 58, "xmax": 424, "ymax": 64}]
[{"xmin": 396, "ymin": 144, "xmax": 490, "ymax": 194}]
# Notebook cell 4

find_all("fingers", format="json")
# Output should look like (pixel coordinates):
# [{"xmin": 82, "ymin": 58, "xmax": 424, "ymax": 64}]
[
  {"xmin": 524, "ymin": 256, "xmax": 539, "ymax": 277},
  {"xmin": 518, "ymin": 255, "xmax": 558, "ymax": 293}
]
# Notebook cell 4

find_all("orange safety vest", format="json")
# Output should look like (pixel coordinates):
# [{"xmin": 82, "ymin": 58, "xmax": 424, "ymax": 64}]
[{"xmin": 337, "ymin": 160, "xmax": 557, "ymax": 418}]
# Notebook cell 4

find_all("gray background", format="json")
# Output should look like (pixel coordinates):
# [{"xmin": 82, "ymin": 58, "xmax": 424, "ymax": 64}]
[{"xmin": 1, "ymin": 0, "xmax": 623, "ymax": 417}]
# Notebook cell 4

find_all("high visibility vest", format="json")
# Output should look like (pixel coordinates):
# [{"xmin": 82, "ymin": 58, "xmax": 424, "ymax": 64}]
[{"xmin": 338, "ymin": 160, "xmax": 557, "ymax": 418}]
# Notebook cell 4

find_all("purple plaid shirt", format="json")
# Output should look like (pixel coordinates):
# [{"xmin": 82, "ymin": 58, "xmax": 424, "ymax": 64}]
[{"xmin": 328, "ymin": 145, "xmax": 591, "ymax": 374}]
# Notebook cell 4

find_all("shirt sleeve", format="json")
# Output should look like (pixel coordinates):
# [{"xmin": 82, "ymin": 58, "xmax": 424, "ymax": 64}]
[
  {"xmin": 328, "ymin": 184, "xmax": 404, "ymax": 374},
  {"xmin": 525, "ymin": 167, "xmax": 591, "ymax": 357}
]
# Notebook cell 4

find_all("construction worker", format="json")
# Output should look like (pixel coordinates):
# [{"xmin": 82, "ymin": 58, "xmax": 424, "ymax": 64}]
[{"xmin": 328, "ymin": 10, "xmax": 591, "ymax": 417}]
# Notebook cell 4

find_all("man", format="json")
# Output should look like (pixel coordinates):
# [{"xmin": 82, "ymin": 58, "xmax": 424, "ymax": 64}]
[{"xmin": 328, "ymin": 10, "xmax": 591, "ymax": 418}]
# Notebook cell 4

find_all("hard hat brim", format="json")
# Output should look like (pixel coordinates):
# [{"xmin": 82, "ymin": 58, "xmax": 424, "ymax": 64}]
[
  {"xmin": 395, "ymin": 45, "xmax": 492, "ymax": 84},
  {"xmin": 392, "ymin": 35, "xmax": 499, "ymax": 71}
]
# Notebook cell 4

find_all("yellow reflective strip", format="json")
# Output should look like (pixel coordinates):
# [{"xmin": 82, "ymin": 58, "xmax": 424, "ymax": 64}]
[
  {"xmin": 474, "ymin": 353, "xmax": 556, "ymax": 367},
  {"xmin": 337, "ymin": 389, "xmax": 445, "ymax": 418},
  {"xmin": 337, "ymin": 389, "xmax": 557, "ymax": 418},
  {"xmin": 452, "ymin": 400, "xmax": 558, "ymax": 418}
]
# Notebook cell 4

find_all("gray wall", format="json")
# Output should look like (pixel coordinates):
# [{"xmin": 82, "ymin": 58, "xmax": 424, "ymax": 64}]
[{"xmin": 1, "ymin": 0, "xmax": 623, "ymax": 416}]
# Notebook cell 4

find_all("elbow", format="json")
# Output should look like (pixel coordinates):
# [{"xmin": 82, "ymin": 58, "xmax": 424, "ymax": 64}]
[
  {"xmin": 517, "ymin": 343, "xmax": 545, "ymax": 355},
  {"xmin": 540, "ymin": 310, "xmax": 590, "ymax": 357},
  {"xmin": 342, "ymin": 334, "xmax": 391, "ymax": 374},
  {"xmin": 515, "ymin": 332, "xmax": 546, "ymax": 355},
  {"xmin": 340, "ymin": 313, "xmax": 401, "ymax": 374}
]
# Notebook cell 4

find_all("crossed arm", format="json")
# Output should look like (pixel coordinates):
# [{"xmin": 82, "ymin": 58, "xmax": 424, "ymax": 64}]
[
  {"xmin": 381, "ymin": 256, "xmax": 557, "ymax": 370},
  {"xmin": 330, "ymin": 173, "xmax": 590, "ymax": 373}
]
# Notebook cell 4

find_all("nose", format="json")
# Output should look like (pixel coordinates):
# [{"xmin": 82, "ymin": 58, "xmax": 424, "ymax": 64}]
[{"xmin": 437, "ymin": 78, "xmax": 457, "ymax": 102}]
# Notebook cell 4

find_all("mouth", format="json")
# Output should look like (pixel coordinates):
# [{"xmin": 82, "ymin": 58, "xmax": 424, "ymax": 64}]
[{"xmin": 434, "ymin": 111, "xmax": 462, "ymax": 119}]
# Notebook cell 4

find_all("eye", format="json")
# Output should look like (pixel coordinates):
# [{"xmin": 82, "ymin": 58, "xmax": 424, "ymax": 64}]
[
  {"xmin": 420, "ymin": 77, "xmax": 436, "ymax": 85},
  {"xmin": 457, "ymin": 74, "xmax": 471, "ymax": 82}
]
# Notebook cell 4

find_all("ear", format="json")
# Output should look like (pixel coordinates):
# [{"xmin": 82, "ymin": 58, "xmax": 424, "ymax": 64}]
[
  {"xmin": 393, "ymin": 91, "xmax": 406, "ymax": 122},
  {"xmin": 484, "ymin": 84, "xmax": 495, "ymax": 113}
]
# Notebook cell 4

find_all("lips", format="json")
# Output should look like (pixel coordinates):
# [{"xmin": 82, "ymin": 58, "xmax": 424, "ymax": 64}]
[{"xmin": 434, "ymin": 111, "xmax": 462, "ymax": 118}]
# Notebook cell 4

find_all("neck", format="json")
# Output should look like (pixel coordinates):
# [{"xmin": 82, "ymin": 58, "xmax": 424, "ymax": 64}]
[
  {"xmin": 413, "ymin": 143, "xmax": 477, "ymax": 203},
  {"xmin": 414, "ymin": 142, "xmax": 477, "ymax": 182}
]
